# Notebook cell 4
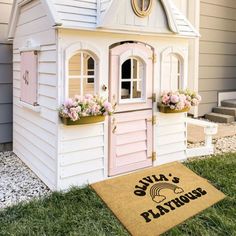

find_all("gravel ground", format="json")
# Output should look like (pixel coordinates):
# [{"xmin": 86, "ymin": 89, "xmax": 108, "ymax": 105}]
[
  {"xmin": 0, "ymin": 122, "xmax": 235, "ymax": 210},
  {"xmin": 0, "ymin": 152, "xmax": 51, "ymax": 209}
]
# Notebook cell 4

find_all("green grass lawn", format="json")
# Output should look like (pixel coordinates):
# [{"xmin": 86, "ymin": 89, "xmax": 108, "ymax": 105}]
[{"xmin": 0, "ymin": 153, "xmax": 235, "ymax": 236}]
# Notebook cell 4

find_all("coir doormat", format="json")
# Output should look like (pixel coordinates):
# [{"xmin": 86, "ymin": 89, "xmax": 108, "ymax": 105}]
[{"xmin": 91, "ymin": 162, "xmax": 225, "ymax": 236}]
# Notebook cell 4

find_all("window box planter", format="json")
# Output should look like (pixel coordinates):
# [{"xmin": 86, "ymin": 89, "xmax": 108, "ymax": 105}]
[
  {"xmin": 61, "ymin": 115, "xmax": 105, "ymax": 125},
  {"xmin": 157, "ymin": 104, "xmax": 190, "ymax": 113}
]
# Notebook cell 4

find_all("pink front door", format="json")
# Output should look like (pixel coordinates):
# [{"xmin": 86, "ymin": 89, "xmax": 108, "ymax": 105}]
[{"xmin": 109, "ymin": 43, "xmax": 154, "ymax": 176}]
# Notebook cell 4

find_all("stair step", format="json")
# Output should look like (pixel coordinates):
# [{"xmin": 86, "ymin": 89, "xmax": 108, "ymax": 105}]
[
  {"xmin": 221, "ymin": 99, "xmax": 236, "ymax": 108},
  {"xmin": 205, "ymin": 113, "xmax": 235, "ymax": 123},
  {"xmin": 213, "ymin": 107, "xmax": 236, "ymax": 118}
]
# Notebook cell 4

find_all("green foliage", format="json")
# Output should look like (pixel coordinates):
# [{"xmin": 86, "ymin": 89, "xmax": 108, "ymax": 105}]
[
  {"xmin": 163, "ymin": 153, "xmax": 236, "ymax": 236},
  {"xmin": 0, "ymin": 153, "xmax": 235, "ymax": 236}
]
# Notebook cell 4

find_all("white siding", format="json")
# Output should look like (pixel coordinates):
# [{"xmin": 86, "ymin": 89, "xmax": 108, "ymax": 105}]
[
  {"xmin": 0, "ymin": 0, "xmax": 12, "ymax": 42},
  {"xmin": 58, "ymin": 123, "xmax": 106, "ymax": 190},
  {"xmin": 57, "ymin": 29, "xmax": 189, "ymax": 188},
  {"xmin": 13, "ymin": 0, "xmax": 58, "ymax": 189},
  {"xmin": 172, "ymin": 0, "xmax": 188, "ymax": 16},
  {"xmin": 198, "ymin": 0, "xmax": 236, "ymax": 116},
  {"xmin": 99, "ymin": 0, "xmax": 170, "ymax": 34},
  {"xmin": 155, "ymin": 113, "xmax": 187, "ymax": 165},
  {"xmin": 52, "ymin": 0, "xmax": 97, "ymax": 28},
  {"xmin": 0, "ymin": 0, "xmax": 13, "ymax": 144},
  {"xmin": 100, "ymin": 0, "xmax": 111, "ymax": 14}
]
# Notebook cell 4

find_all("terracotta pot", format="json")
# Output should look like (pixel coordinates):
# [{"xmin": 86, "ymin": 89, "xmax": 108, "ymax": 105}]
[
  {"xmin": 157, "ymin": 104, "xmax": 190, "ymax": 113},
  {"xmin": 61, "ymin": 115, "xmax": 105, "ymax": 125}
]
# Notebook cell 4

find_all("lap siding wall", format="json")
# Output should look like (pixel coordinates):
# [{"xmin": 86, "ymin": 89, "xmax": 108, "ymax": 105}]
[
  {"xmin": 13, "ymin": 0, "xmax": 58, "ymax": 189},
  {"xmin": 58, "ymin": 123, "xmax": 106, "ymax": 190},
  {"xmin": 155, "ymin": 113, "xmax": 187, "ymax": 165},
  {"xmin": 198, "ymin": 0, "xmax": 236, "ymax": 116},
  {"xmin": 0, "ymin": 0, "xmax": 13, "ymax": 145}
]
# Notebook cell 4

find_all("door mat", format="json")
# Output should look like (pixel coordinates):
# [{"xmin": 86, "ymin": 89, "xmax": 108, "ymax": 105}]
[{"xmin": 91, "ymin": 162, "xmax": 225, "ymax": 236}]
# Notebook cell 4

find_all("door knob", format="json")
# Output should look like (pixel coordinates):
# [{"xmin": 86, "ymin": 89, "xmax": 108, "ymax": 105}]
[{"xmin": 102, "ymin": 84, "xmax": 107, "ymax": 91}]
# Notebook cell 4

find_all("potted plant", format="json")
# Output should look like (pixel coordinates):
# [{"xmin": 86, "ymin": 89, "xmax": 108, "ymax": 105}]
[
  {"xmin": 59, "ymin": 94, "xmax": 114, "ymax": 125},
  {"xmin": 158, "ymin": 89, "xmax": 201, "ymax": 113}
]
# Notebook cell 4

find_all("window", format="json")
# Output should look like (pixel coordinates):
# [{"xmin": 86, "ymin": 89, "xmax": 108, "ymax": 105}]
[
  {"xmin": 162, "ymin": 54, "xmax": 182, "ymax": 90},
  {"xmin": 20, "ymin": 51, "xmax": 38, "ymax": 106},
  {"xmin": 120, "ymin": 58, "xmax": 144, "ymax": 101},
  {"xmin": 68, "ymin": 52, "xmax": 96, "ymax": 97}
]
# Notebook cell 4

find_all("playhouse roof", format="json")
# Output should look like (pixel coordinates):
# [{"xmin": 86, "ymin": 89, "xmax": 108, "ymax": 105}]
[{"xmin": 8, "ymin": 0, "xmax": 199, "ymax": 39}]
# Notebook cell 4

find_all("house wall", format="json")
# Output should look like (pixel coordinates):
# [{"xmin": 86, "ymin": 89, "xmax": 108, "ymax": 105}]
[
  {"xmin": 53, "ymin": 0, "xmax": 97, "ymax": 28},
  {"xmin": 155, "ymin": 113, "xmax": 187, "ymax": 166},
  {"xmin": 57, "ymin": 29, "xmax": 188, "ymax": 189},
  {"xmin": 0, "ymin": 0, "xmax": 13, "ymax": 147},
  {"xmin": 172, "ymin": 0, "xmax": 188, "ymax": 16},
  {"xmin": 13, "ymin": 0, "xmax": 58, "ymax": 189},
  {"xmin": 172, "ymin": 0, "xmax": 201, "ymax": 117},
  {"xmin": 198, "ymin": 0, "xmax": 236, "ymax": 116}
]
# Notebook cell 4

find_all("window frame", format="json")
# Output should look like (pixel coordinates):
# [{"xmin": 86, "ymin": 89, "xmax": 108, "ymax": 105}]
[
  {"xmin": 119, "ymin": 56, "xmax": 146, "ymax": 104},
  {"xmin": 160, "ymin": 47, "xmax": 187, "ymax": 92},
  {"xmin": 166, "ymin": 53, "xmax": 182, "ymax": 90},
  {"xmin": 64, "ymin": 42, "xmax": 100, "ymax": 101},
  {"xmin": 86, "ymin": 56, "xmax": 95, "ymax": 85},
  {"xmin": 67, "ymin": 51, "xmax": 97, "ymax": 98}
]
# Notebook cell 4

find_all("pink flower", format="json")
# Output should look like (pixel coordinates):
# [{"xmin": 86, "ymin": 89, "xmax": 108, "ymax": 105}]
[
  {"xmin": 192, "ymin": 98, "xmax": 200, "ymax": 106},
  {"xmin": 161, "ymin": 94, "xmax": 170, "ymax": 104},
  {"xmin": 196, "ymin": 94, "xmax": 202, "ymax": 102},
  {"xmin": 68, "ymin": 108, "xmax": 79, "ymax": 121},
  {"xmin": 170, "ymin": 95, "xmax": 180, "ymax": 104},
  {"xmin": 74, "ymin": 95, "xmax": 83, "ymax": 102},
  {"xmin": 185, "ymin": 100, "xmax": 191, "ymax": 108},
  {"xmin": 64, "ymin": 98, "xmax": 74, "ymax": 107},
  {"xmin": 103, "ymin": 101, "xmax": 113, "ymax": 113},
  {"xmin": 85, "ymin": 94, "xmax": 93, "ymax": 100},
  {"xmin": 75, "ymin": 106, "xmax": 82, "ymax": 113},
  {"xmin": 179, "ymin": 94, "xmax": 186, "ymax": 102},
  {"xmin": 59, "ymin": 94, "xmax": 114, "ymax": 122},
  {"xmin": 176, "ymin": 101, "xmax": 185, "ymax": 110}
]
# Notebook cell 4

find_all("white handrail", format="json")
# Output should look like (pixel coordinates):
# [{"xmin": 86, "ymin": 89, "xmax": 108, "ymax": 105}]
[{"xmin": 186, "ymin": 118, "xmax": 218, "ymax": 158}]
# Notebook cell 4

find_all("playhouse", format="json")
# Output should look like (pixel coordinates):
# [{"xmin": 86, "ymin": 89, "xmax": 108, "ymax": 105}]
[{"xmin": 8, "ymin": 0, "xmax": 200, "ymax": 190}]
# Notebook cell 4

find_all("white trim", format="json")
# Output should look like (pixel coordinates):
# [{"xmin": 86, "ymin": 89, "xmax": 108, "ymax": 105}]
[
  {"xmin": 64, "ymin": 41, "xmax": 101, "ymax": 100},
  {"xmin": 7, "ymin": 0, "xmax": 18, "ymax": 39},
  {"xmin": 8, "ymin": 0, "xmax": 59, "ymax": 39},
  {"xmin": 186, "ymin": 147, "xmax": 214, "ymax": 158},
  {"xmin": 19, "ymin": 46, "xmax": 41, "ymax": 52},
  {"xmin": 218, "ymin": 91, "xmax": 236, "ymax": 107},
  {"xmin": 160, "ymin": 0, "xmax": 179, "ymax": 34},
  {"xmin": 56, "ymin": 25, "xmax": 198, "ymax": 39},
  {"xmin": 186, "ymin": 118, "xmax": 218, "ymax": 158},
  {"xmin": 160, "ymin": 46, "xmax": 188, "ymax": 92},
  {"xmin": 97, "ymin": 0, "xmax": 199, "ymax": 38},
  {"xmin": 118, "ymin": 50, "xmax": 148, "ymax": 104},
  {"xmin": 18, "ymin": 100, "xmax": 41, "ymax": 113},
  {"xmin": 41, "ymin": 0, "xmax": 62, "ymax": 26}
]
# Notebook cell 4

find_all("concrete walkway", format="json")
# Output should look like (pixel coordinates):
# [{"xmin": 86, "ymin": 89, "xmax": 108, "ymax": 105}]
[{"xmin": 188, "ymin": 122, "xmax": 236, "ymax": 144}]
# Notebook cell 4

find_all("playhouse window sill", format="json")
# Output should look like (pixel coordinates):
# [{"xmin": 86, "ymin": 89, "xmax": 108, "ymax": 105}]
[{"xmin": 18, "ymin": 100, "xmax": 41, "ymax": 113}]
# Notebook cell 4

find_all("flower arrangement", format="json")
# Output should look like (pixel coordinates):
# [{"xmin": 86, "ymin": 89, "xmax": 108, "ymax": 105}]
[
  {"xmin": 59, "ymin": 94, "xmax": 114, "ymax": 125},
  {"xmin": 158, "ymin": 89, "xmax": 201, "ymax": 113}
]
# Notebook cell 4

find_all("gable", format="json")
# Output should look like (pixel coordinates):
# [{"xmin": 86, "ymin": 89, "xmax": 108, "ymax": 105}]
[
  {"xmin": 98, "ymin": 0, "xmax": 199, "ymax": 37},
  {"xmin": 8, "ymin": 0, "xmax": 61, "ymax": 39},
  {"xmin": 8, "ymin": 0, "xmax": 199, "ymax": 39},
  {"xmin": 98, "ymin": 0, "xmax": 171, "ymax": 35}
]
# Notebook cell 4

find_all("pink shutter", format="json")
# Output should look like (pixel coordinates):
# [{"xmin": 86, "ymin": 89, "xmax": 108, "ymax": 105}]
[{"xmin": 20, "ymin": 51, "xmax": 38, "ymax": 105}]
